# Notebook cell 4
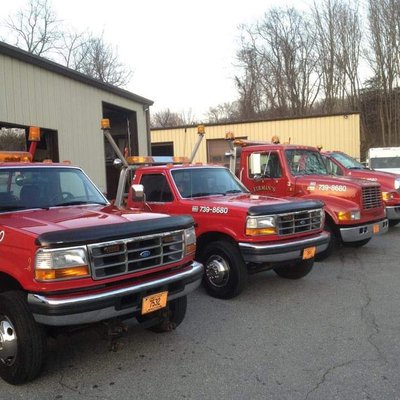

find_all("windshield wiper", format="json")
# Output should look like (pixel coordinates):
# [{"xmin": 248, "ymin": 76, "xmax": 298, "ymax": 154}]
[
  {"xmin": 0, "ymin": 205, "xmax": 49, "ymax": 211},
  {"xmin": 0, "ymin": 206, "xmax": 26, "ymax": 211},
  {"xmin": 52, "ymin": 201, "xmax": 96, "ymax": 207},
  {"xmin": 225, "ymin": 189, "xmax": 243, "ymax": 194},
  {"xmin": 189, "ymin": 192, "xmax": 211, "ymax": 198}
]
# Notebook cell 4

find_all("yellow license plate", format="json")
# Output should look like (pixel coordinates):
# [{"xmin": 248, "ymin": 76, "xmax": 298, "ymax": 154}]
[
  {"xmin": 303, "ymin": 246, "xmax": 316, "ymax": 260},
  {"xmin": 373, "ymin": 224, "xmax": 380, "ymax": 234},
  {"xmin": 141, "ymin": 291, "xmax": 168, "ymax": 315}
]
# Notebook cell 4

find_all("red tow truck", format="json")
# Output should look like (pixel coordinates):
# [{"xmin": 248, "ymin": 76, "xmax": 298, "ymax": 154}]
[
  {"xmin": 322, "ymin": 150, "xmax": 400, "ymax": 227},
  {"xmin": 103, "ymin": 122, "xmax": 330, "ymax": 300},
  {"xmin": 0, "ymin": 127, "xmax": 202, "ymax": 384},
  {"xmin": 224, "ymin": 135, "xmax": 388, "ymax": 259}
]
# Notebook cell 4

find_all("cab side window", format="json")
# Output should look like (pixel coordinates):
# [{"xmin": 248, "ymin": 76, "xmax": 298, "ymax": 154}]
[
  {"xmin": 324, "ymin": 157, "xmax": 344, "ymax": 176},
  {"xmin": 249, "ymin": 152, "xmax": 282, "ymax": 178},
  {"xmin": 140, "ymin": 174, "xmax": 173, "ymax": 202},
  {"xmin": 263, "ymin": 152, "xmax": 282, "ymax": 178}
]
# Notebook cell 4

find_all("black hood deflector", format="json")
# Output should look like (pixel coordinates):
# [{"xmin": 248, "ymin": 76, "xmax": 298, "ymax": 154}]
[
  {"xmin": 247, "ymin": 200, "xmax": 324, "ymax": 216},
  {"xmin": 36, "ymin": 215, "xmax": 194, "ymax": 248}
]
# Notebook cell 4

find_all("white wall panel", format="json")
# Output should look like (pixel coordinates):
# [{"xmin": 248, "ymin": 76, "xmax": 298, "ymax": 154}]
[{"xmin": 0, "ymin": 53, "xmax": 149, "ymax": 192}]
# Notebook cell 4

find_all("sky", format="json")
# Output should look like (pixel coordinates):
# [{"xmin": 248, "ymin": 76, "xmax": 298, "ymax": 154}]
[{"xmin": 1, "ymin": 0, "xmax": 307, "ymax": 120}]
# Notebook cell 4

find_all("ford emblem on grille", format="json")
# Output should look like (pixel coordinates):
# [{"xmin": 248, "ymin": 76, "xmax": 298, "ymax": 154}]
[
  {"xmin": 299, "ymin": 220, "xmax": 306, "ymax": 225},
  {"xmin": 140, "ymin": 250, "xmax": 151, "ymax": 258}
]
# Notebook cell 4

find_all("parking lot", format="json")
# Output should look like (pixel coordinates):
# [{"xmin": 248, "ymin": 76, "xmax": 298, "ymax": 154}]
[{"xmin": 1, "ymin": 226, "xmax": 399, "ymax": 400}]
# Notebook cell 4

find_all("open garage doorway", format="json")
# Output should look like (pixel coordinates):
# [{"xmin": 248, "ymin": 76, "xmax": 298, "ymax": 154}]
[
  {"xmin": 102, "ymin": 102, "xmax": 138, "ymax": 199},
  {"xmin": 0, "ymin": 121, "xmax": 59, "ymax": 162},
  {"xmin": 151, "ymin": 142, "xmax": 173, "ymax": 156}
]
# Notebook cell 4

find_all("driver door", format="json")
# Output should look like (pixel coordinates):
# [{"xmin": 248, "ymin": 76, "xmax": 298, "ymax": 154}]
[{"xmin": 246, "ymin": 151, "xmax": 287, "ymax": 197}]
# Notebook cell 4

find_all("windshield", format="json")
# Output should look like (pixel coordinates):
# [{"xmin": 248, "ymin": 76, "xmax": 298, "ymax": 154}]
[
  {"xmin": 330, "ymin": 152, "xmax": 365, "ymax": 169},
  {"xmin": 0, "ymin": 167, "xmax": 108, "ymax": 212},
  {"xmin": 285, "ymin": 149, "xmax": 329, "ymax": 176},
  {"xmin": 370, "ymin": 157, "xmax": 400, "ymax": 169},
  {"xmin": 171, "ymin": 167, "xmax": 247, "ymax": 198}
]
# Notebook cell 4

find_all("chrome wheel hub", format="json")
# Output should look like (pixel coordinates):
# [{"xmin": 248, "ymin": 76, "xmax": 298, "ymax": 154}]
[
  {"xmin": 0, "ymin": 316, "xmax": 17, "ymax": 366},
  {"xmin": 205, "ymin": 255, "xmax": 230, "ymax": 287}
]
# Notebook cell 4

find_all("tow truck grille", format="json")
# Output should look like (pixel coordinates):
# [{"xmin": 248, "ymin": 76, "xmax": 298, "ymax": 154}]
[
  {"xmin": 87, "ymin": 230, "xmax": 185, "ymax": 280},
  {"xmin": 362, "ymin": 186, "xmax": 382, "ymax": 209},
  {"xmin": 276, "ymin": 209, "xmax": 323, "ymax": 236}
]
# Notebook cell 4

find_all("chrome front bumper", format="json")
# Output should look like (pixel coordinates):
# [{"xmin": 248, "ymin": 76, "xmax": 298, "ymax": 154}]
[
  {"xmin": 386, "ymin": 206, "xmax": 400, "ymax": 220},
  {"xmin": 340, "ymin": 219, "xmax": 389, "ymax": 242},
  {"xmin": 28, "ymin": 261, "xmax": 203, "ymax": 326},
  {"xmin": 238, "ymin": 231, "xmax": 330, "ymax": 263}
]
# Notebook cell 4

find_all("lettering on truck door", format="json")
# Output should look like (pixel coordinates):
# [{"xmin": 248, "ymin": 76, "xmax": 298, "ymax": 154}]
[{"xmin": 247, "ymin": 151, "xmax": 287, "ymax": 196}]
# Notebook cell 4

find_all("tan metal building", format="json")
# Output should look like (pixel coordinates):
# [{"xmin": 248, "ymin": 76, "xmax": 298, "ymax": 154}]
[
  {"xmin": 0, "ymin": 41, "xmax": 153, "ymax": 197},
  {"xmin": 151, "ymin": 113, "xmax": 361, "ymax": 164}
]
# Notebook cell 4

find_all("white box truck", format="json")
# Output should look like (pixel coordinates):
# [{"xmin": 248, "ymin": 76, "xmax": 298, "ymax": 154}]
[{"xmin": 367, "ymin": 147, "xmax": 400, "ymax": 174}]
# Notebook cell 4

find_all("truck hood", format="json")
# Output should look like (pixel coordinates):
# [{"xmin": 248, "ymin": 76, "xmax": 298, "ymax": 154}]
[
  {"xmin": 188, "ymin": 193, "xmax": 323, "ymax": 214},
  {"xmin": 345, "ymin": 169, "xmax": 400, "ymax": 191},
  {"xmin": 295, "ymin": 175, "xmax": 380, "ymax": 200},
  {"xmin": 0, "ymin": 205, "xmax": 191, "ymax": 245}
]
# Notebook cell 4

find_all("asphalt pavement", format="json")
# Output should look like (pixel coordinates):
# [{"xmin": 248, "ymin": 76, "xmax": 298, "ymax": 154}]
[{"xmin": 1, "ymin": 226, "xmax": 400, "ymax": 400}]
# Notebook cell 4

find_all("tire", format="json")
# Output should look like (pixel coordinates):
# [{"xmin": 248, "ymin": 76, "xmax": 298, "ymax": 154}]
[
  {"xmin": 315, "ymin": 221, "xmax": 338, "ymax": 261},
  {"xmin": 148, "ymin": 296, "xmax": 187, "ymax": 333},
  {"xmin": 343, "ymin": 237, "xmax": 371, "ymax": 248},
  {"xmin": 0, "ymin": 291, "xmax": 47, "ymax": 385},
  {"xmin": 273, "ymin": 259, "xmax": 314, "ymax": 279},
  {"xmin": 389, "ymin": 220, "xmax": 400, "ymax": 227},
  {"xmin": 200, "ymin": 240, "xmax": 248, "ymax": 299}
]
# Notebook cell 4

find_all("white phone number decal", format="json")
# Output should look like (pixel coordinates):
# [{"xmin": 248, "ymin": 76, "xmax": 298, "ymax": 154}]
[
  {"xmin": 318, "ymin": 184, "xmax": 347, "ymax": 192},
  {"xmin": 197, "ymin": 206, "xmax": 229, "ymax": 214}
]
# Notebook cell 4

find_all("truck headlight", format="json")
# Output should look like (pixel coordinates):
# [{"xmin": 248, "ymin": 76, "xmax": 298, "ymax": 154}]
[
  {"xmin": 35, "ymin": 247, "xmax": 90, "ymax": 281},
  {"xmin": 312, "ymin": 209, "xmax": 325, "ymax": 228},
  {"xmin": 337, "ymin": 210, "xmax": 361, "ymax": 221},
  {"xmin": 246, "ymin": 215, "xmax": 276, "ymax": 235},
  {"xmin": 184, "ymin": 226, "xmax": 196, "ymax": 256},
  {"xmin": 382, "ymin": 191, "xmax": 395, "ymax": 201},
  {"xmin": 394, "ymin": 178, "xmax": 400, "ymax": 190}
]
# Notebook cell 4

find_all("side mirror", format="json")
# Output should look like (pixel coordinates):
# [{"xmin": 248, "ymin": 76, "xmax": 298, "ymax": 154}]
[
  {"xmin": 131, "ymin": 184, "xmax": 145, "ymax": 202},
  {"xmin": 249, "ymin": 153, "xmax": 262, "ymax": 175},
  {"xmin": 113, "ymin": 158, "xmax": 123, "ymax": 169}
]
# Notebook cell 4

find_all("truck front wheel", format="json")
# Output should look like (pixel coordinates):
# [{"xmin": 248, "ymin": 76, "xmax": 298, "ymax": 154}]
[
  {"xmin": 273, "ymin": 259, "xmax": 314, "ymax": 279},
  {"xmin": 0, "ymin": 291, "xmax": 47, "ymax": 385},
  {"xmin": 200, "ymin": 240, "xmax": 248, "ymax": 299},
  {"xmin": 148, "ymin": 296, "xmax": 187, "ymax": 333}
]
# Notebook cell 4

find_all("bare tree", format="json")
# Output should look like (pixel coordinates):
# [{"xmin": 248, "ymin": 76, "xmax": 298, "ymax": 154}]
[
  {"xmin": 151, "ymin": 109, "xmax": 185, "ymax": 128},
  {"xmin": 75, "ymin": 34, "xmax": 131, "ymax": 87},
  {"xmin": 180, "ymin": 108, "xmax": 196, "ymax": 126},
  {"xmin": 151, "ymin": 108, "xmax": 198, "ymax": 128},
  {"xmin": 4, "ymin": 0, "xmax": 61, "ymax": 56},
  {"xmin": 56, "ymin": 30, "xmax": 89, "ymax": 69},
  {"xmin": 235, "ymin": 44, "xmax": 265, "ymax": 119},
  {"xmin": 4, "ymin": 0, "xmax": 132, "ymax": 87},
  {"xmin": 312, "ymin": 0, "xmax": 361, "ymax": 113},
  {"xmin": 206, "ymin": 102, "xmax": 240, "ymax": 123},
  {"xmin": 312, "ymin": 0, "xmax": 342, "ymax": 112},
  {"xmin": 336, "ymin": 1, "xmax": 362, "ymax": 109},
  {"xmin": 236, "ymin": 8, "xmax": 320, "ymax": 119},
  {"xmin": 366, "ymin": 0, "xmax": 400, "ymax": 146}
]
